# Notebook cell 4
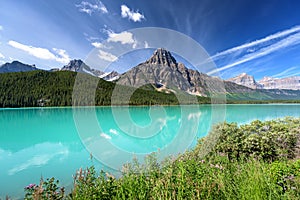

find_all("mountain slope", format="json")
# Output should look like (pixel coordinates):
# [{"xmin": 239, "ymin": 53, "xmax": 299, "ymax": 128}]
[
  {"xmin": 61, "ymin": 59, "xmax": 104, "ymax": 77},
  {"xmin": 61, "ymin": 59, "xmax": 120, "ymax": 81},
  {"xmin": 0, "ymin": 61, "xmax": 39, "ymax": 73},
  {"xmin": 227, "ymin": 73, "xmax": 263, "ymax": 89},
  {"xmin": 0, "ymin": 70, "xmax": 202, "ymax": 107},
  {"xmin": 118, "ymin": 48, "xmax": 255, "ymax": 97},
  {"xmin": 228, "ymin": 73, "xmax": 300, "ymax": 90},
  {"xmin": 258, "ymin": 76, "xmax": 300, "ymax": 90}
]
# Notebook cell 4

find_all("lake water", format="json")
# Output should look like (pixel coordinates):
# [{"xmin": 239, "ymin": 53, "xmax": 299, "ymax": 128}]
[{"xmin": 1, "ymin": 104, "xmax": 300, "ymax": 198}]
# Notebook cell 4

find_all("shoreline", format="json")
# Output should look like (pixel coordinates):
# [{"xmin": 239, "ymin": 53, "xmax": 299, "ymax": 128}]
[{"xmin": 1, "ymin": 103, "xmax": 300, "ymax": 110}]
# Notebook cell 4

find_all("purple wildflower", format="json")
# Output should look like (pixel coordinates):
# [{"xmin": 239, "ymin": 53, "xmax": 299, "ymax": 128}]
[{"xmin": 25, "ymin": 183, "xmax": 36, "ymax": 189}]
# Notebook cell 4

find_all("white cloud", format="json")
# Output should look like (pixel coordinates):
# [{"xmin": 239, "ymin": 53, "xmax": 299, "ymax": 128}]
[
  {"xmin": 0, "ymin": 52, "xmax": 4, "ymax": 59},
  {"xmin": 209, "ymin": 32, "xmax": 300, "ymax": 75},
  {"xmin": 107, "ymin": 31, "xmax": 135, "ymax": 44},
  {"xmin": 121, "ymin": 5, "xmax": 145, "ymax": 22},
  {"xmin": 91, "ymin": 42, "xmax": 106, "ymax": 48},
  {"xmin": 52, "ymin": 48, "xmax": 70, "ymax": 64},
  {"xmin": 76, "ymin": 1, "xmax": 108, "ymax": 15},
  {"xmin": 98, "ymin": 50, "xmax": 118, "ymax": 62},
  {"xmin": 0, "ymin": 25, "xmax": 3, "ymax": 31},
  {"xmin": 211, "ymin": 25, "xmax": 300, "ymax": 60},
  {"xmin": 8, "ymin": 40, "xmax": 70, "ymax": 64},
  {"xmin": 144, "ymin": 41, "xmax": 149, "ymax": 48}
]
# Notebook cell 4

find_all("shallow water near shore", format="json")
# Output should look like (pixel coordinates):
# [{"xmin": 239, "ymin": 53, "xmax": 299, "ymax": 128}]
[{"xmin": 1, "ymin": 104, "xmax": 300, "ymax": 198}]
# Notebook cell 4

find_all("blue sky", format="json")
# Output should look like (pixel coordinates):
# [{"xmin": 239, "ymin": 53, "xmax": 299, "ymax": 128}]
[{"xmin": 0, "ymin": 0, "xmax": 300, "ymax": 80}]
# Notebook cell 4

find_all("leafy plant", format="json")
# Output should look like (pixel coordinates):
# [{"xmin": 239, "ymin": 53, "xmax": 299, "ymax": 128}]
[{"xmin": 24, "ymin": 177, "xmax": 64, "ymax": 200}]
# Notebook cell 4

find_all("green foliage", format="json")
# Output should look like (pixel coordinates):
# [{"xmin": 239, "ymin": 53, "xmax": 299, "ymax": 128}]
[
  {"xmin": 0, "ymin": 71, "xmax": 210, "ymax": 107},
  {"xmin": 270, "ymin": 160, "xmax": 300, "ymax": 195},
  {"xmin": 23, "ymin": 118, "xmax": 300, "ymax": 199},
  {"xmin": 213, "ymin": 117, "xmax": 300, "ymax": 161},
  {"xmin": 24, "ymin": 177, "xmax": 64, "ymax": 200}
]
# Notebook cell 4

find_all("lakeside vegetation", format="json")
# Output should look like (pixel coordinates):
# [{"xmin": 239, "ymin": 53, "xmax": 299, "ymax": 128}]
[{"xmin": 20, "ymin": 117, "xmax": 300, "ymax": 199}]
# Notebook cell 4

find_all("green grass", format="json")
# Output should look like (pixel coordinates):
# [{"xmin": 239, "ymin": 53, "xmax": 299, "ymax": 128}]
[{"xmin": 21, "ymin": 117, "xmax": 300, "ymax": 199}]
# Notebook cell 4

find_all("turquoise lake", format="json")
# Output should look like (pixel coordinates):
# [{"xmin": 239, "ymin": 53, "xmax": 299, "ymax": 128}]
[{"xmin": 1, "ymin": 104, "xmax": 300, "ymax": 198}]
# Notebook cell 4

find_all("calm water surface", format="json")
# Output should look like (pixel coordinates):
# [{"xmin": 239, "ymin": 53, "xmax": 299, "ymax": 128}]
[{"xmin": 1, "ymin": 104, "xmax": 300, "ymax": 198}]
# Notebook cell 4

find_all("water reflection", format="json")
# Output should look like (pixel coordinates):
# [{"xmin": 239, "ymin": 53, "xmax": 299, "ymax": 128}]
[{"xmin": 1, "ymin": 104, "xmax": 300, "ymax": 198}]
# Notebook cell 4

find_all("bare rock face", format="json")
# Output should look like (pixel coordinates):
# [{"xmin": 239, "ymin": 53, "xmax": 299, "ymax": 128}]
[
  {"xmin": 258, "ymin": 76, "xmax": 300, "ymax": 90},
  {"xmin": 61, "ymin": 59, "xmax": 120, "ymax": 81},
  {"xmin": 0, "ymin": 61, "xmax": 39, "ymax": 73},
  {"xmin": 117, "ymin": 48, "xmax": 231, "ymax": 96},
  {"xmin": 227, "ymin": 73, "xmax": 263, "ymax": 89},
  {"xmin": 61, "ymin": 59, "xmax": 104, "ymax": 77},
  {"xmin": 99, "ymin": 71, "xmax": 120, "ymax": 81},
  {"xmin": 227, "ymin": 73, "xmax": 300, "ymax": 90}
]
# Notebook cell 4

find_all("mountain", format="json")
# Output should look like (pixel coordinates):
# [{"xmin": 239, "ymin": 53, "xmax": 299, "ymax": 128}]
[
  {"xmin": 0, "ymin": 61, "xmax": 39, "ymax": 73},
  {"xmin": 117, "ymin": 48, "xmax": 253, "ymax": 96},
  {"xmin": 99, "ymin": 71, "xmax": 120, "ymax": 81},
  {"xmin": 0, "ymin": 70, "xmax": 194, "ymax": 107},
  {"xmin": 227, "ymin": 73, "xmax": 300, "ymax": 90},
  {"xmin": 61, "ymin": 59, "xmax": 104, "ymax": 77},
  {"xmin": 61, "ymin": 59, "xmax": 120, "ymax": 81},
  {"xmin": 258, "ymin": 76, "xmax": 300, "ymax": 90},
  {"xmin": 227, "ymin": 73, "xmax": 263, "ymax": 89}
]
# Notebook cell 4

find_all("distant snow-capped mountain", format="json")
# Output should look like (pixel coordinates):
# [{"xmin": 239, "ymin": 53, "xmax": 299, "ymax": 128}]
[
  {"xmin": 227, "ymin": 73, "xmax": 263, "ymax": 89},
  {"xmin": 258, "ymin": 76, "xmax": 300, "ymax": 90},
  {"xmin": 60, "ymin": 59, "xmax": 120, "ymax": 81},
  {"xmin": 227, "ymin": 73, "xmax": 300, "ymax": 90}
]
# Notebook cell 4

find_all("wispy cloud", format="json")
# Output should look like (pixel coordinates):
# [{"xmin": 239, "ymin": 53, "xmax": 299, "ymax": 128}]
[
  {"xmin": 98, "ymin": 50, "xmax": 118, "ymax": 62},
  {"xmin": 0, "ymin": 25, "xmax": 3, "ymax": 31},
  {"xmin": 208, "ymin": 26, "xmax": 300, "ymax": 75},
  {"xmin": 121, "ymin": 5, "xmax": 145, "ymax": 22},
  {"xmin": 6, "ymin": 142, "xmax": 69, "ymax": 175},
  {"xmin": 273, "ymin": 66, "xmax": 300, "ymax": 78},
  {"xmin": 8, "ymin": 40, "xmax": 70, "ymax": 64},
  {"xmin": 76, "ymin": 1, "xmax": 108, "ymax": 15},
  {"xmin": 212, "ymin": 25, "xmax": 300, "ymax": 60},
  {"xmin": 0, "ymin": 52, "xmax": 4, "ymax": 59},
  {"xmin": 144, "ymin": 41, "xmax": 149, "ymax": 48}
]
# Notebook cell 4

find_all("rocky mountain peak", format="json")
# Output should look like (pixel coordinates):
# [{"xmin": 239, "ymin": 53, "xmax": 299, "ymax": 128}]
[
  {"xmin": 117, "ymin": 48, "xmax": 230, "ymax": 96},
  {"xmin": 258, "ymin": 76, "xmax": 300, "ymax": 90},
  {"xmin": 145, "ymin": 48, "xmax": 177, "ymax": 66},
  {"xmin": 227, "ymin": 73, "xmax": 262, "ymax": 89},
  {"xmin": 259, "ymin": 76, "xmax": 276, "ymax": 82},
  {"xmin": 61, "ymin": 59, "xmax": 84, "ymax": 71},
  {"xmin": 0, "ymin": 60, "xmax": 38, "ymax": 73}
]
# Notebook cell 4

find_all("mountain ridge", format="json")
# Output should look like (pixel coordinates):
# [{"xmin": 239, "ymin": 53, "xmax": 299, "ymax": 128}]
[
  {"xmin": 1, "ymin": 48, "xmax": 300, "ymax": 95},
  {"xmin": 227, "ymin": 73, "xmax": 300, "ymax": 90},
  {"xmin": 0, "ymin": 61, "xmax": 38, "ymax": 73},
  {"xmin": 117, "ymin": 48, "xmax": 254, "ymax": 96}
]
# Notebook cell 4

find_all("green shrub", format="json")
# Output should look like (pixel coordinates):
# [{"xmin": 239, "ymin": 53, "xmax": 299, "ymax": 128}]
[
  {"xmin": 24, "ymin": 177, "xmax": 64, "ymax": 200},
  {"xmin": 23, "ymin": 117, "xmax": 300, "ymax": 199},
  {"xmin": 213, "ymin": 117, "xmax": 300, "ymax": 161}
]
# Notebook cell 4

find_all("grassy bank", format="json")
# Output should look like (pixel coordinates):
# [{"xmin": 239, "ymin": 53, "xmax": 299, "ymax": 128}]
[{"xmin": 20, "ymin": 117, "xmax": 300, "ymax": 199}]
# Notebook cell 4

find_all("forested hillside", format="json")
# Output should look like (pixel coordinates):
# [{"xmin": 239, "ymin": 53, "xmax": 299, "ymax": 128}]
[{"xmin": 0, "ymin": 71, "xmax": 210, "ymax": 107}]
